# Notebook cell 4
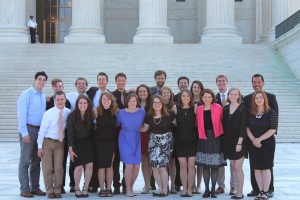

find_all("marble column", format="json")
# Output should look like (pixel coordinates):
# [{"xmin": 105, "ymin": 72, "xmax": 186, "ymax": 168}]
[
  {"xmin": 26, "ymin": 0, "xmax": 37, "ymax": 42},
  {"xmin": 201, "ymin": 0, "xmax": 242, "ymax": 44},
  {"xmin": 0, "ymin": 0, "xmax": 28, "ymax": 43},
  {"xmin": 64, "ymin": 0, "xmax": 105, "ymax": 43},
  {"xmin": 133, "ymin": 0, "xmax": 173, "ymax": 43},
  {"xmin": 268, "ymin": 0, "xmax": 300, "ymax": 42}
]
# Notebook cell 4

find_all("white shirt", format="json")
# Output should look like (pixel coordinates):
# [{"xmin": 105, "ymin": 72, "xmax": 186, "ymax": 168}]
[
  {"xmin": 27, "ymin": 19, "xmax": 37, "ymax": 28},
  {"xmin": 37, "ymin": 106, "xmax": 71, "ymax": 149},
  {"xmin": 66, "ymin": 91, "xmax": 87, "ymax": 111},
  {"xmin": 220, "ymin": 89, "xmax": 229, "ymax": 105},
  {"xmin": 93, "ymin": 89, "xmax": 108, "ymax": 109}
]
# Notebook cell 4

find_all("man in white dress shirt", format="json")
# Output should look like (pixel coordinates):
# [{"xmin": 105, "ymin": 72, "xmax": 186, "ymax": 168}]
[
  {"xmin": 66, "ymin": 77, "xmax": 88, "ymax": 111},
  {"xmin": 37, "ymin": 91, "xmax": 71, "ymax": 198},
  {"xmin": 27, "ymin": 15, "xmax": 37, "ymax": 43}
]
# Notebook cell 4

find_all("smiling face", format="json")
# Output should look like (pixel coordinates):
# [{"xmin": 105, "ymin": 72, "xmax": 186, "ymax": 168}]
[
  {"xmin": 128, "ymin": 96, "xmax": 137, "ymax": 109},
  {"xmin": 181, "ymin": 91, "xmax": 191, "ymax": 105},
  {"xmin": 192, "ymin": 83, "xmax": 202, "ymax": 96},
  {"xmin": 115, "ymin": 76, "xmax": 126, "ymax": 91},
  {"xmin": 216, "ymin": 77, "xmax": 228, "ymax": 93},
  {"xmin": 155, "ymin": 74, "xmax": 166, "ymax": 88},
  {"xmin": 202, "ymin": 92, "xmax": 213, "ymax": 106},
  {"xmin": 178, "ymin": 79, "xmax": 189, "ymax": 91},
  {"xmin": 78, "ymin": 98, "xmax": 88, "ymax": 112},
  {"xmin": 161, "ymin": 89, "xmax": 171, "ymax": 101},
  {"xmin": 152, "ymin": 97, "xmax": 163, "ymax": 111},
  {"xmin": 138, "ymin": 86, "xmax": 148, "ymax": 100},
  {"xmin": 34, "ymin": 75, "xmax": 47, "ymax": 91},
  {"xmin": 101, "ymin": 94, "xmax": 112, "ymax": 109},
  {"xmin": 252, "ymin": 77, "xmax": 265, "ymax": 92},
  {"xmin": 255, "ymin": 93, "xmax": 264, "ymax": 107},
  {"xmin": 97, "ymin": 75, "xmax": 108, "ymax": 91},
  {"xmin": 55, "ymin": 94, "xmax": 66, "ymax": 110},
  {"xmin": 52, "ymin": 81, "xmax": 64, "ymax": 93},
  {"xmin": 76, "ymin": 80, "xmax": 87, "ymax": 94},
  {"xmin": 228, "ymin": 89, "xmax": 239, "ymax": 104}
]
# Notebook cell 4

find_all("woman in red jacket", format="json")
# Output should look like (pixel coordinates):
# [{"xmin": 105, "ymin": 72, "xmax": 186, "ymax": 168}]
[{"xmin": 196, "ymin": 89, "xmax": 226, "ymax": 198}]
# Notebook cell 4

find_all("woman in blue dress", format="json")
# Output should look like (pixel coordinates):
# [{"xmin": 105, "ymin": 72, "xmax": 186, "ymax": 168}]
[{"xmin": 116, "ymin": 92, "xmax": 146, "ymax": 197}]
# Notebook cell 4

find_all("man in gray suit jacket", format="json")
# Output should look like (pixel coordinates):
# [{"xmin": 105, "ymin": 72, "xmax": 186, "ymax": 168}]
[{"xmin": 150, "ymin": 70, "xmax": 167, "ymax": 95}]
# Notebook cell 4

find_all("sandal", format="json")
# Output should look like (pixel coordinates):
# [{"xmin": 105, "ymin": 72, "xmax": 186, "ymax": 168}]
[
  {"xmin": 141, "ymin": 186, "xmax": 150, "ymax": 194},
  {"xmin": 106, "ymin": 189, "xmax": 113, "ymax": 197},
  {"xmin": 75, "ymin": 189, "xmax": 82, "ymax": 198},
  {"xmin": 99, "ymin": 190, "xmax": 106, "ymax": 197},
  {"xmin": 81, "ymin": 189, "xmax": 89, "ymax": 198},
  {"xmin": 170, "ymin": 187, "xmax": 177, "ymax": 194}
]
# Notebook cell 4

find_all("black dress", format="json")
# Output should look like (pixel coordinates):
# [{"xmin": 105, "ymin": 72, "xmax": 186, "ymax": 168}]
[
  {"xmin": 93, "ymin": 109, "xmax": 116, "ymax": 168},
  {"xmin": 223, "ymin": 104, "xmax": 247, "ymax": 160},
  {"xmin": 174, "ymin": 105, "xmax": 198, "ymax": 157},
  {"xmin": 247, "ymin": 109, "xmax": 277, "ymax": 169}
]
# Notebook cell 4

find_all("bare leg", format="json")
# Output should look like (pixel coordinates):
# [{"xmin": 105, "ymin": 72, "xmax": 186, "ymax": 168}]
[
  {"xmin": 255, "ymin": 169, "xmax": 263, "ymax": 198},
  {"xmin": 169, "ymin": 158, "xmax": 176, "ymax": 193},
  {"xmin": 262, "ymin": 169, "xmax": 271, "ymax": 197},
  {"xmin": 152, "ymin": 168, "xmax": 162, "ymax": 193},
  {"xmin": 178, "ymin": 157, "xmax": 188, "ymax": 195},
  {"xmin": 124, "ymin": 164, "xmax": 134, "ymax": 196},
  {"xmin": 159, "ymin": 167, "xmax": 169, "ymax": 194},
  {"xmin": 74, "ymin": 165, "xmax": 83, "ymax": 194},
  {"xmin": 196, "ymin": 165, "xmax": 203, "ymax": 193},
  {"xmin": 106, "ymin": 154, "xmax": 115, "ymax": 191},
  {"xmin": 83, "ymin": 163, "xmax": 93, "ymax": 191},
  {"xmin": 98, "ymin": 168, "xmax": 105, "ymax": 191},
  {"xmin": 232, "ymin": 157, "xmax": 244, "ymax": 197},
  {"xmin": 141, "ymin": 155, "xmax": 151, "ymax": 193},
  {"xmin": 187, "ymin": 157, "xmax": 196, "ymax": 195},
  {"xmin": 131, "ymin": 164, "xmax": 140, "ymax": 194}
]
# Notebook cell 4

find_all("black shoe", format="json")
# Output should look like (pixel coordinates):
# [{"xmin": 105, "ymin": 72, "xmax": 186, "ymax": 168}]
[
  {"xmin": 70, "ymin": 186, "xmax": 75, "ymax": 193},
  {"xmin": 113, "ymin": 188, "xmax": 120, "ymax": 194},
  {"xmin": 159, "ymin": 193, "xmax": 168, "ymax": 197},
  {"xmin": 152, "ymin": 192, "xmax": 160, "ymax": 196},
  {"xmin": 268, "ymin": 191, "xmax": 274, "ymax": 198},
  {"xmin": 231, "ymin": 194, "xmax": 244, "ymax": 199},
  {"xmin": 210, "ymin": 191, "xmax": 217, "ymax": 198},
  {"xmin": 151, "ymin": 185, "xmax": 157, "ymax": 190},
  {"xmin": 88, "ymin": 186, "xmax": 97, "ymax": 193},
  {"xmin": 60, "ymin": 187, "xmax": 66, "ymax": 194},
  {"xmin": 202, "ymin": 190, "xmax": 210, "ymax": 198},
  {"xmin": 175, "ymin": 185, "xmax": 181, "ymax": 191},
  {"xmin": 247, "ymin": 190, "xmax": 259, "ymax": 197}
]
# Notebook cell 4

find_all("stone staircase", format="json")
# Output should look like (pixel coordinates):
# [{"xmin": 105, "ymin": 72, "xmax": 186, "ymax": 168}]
[{"xmin": 0, "ymin": 43, "xmax": 299, "ymax": 142}]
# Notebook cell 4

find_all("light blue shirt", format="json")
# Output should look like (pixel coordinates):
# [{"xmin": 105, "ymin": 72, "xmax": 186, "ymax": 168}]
[{"xmin": 17, "ymin": 86, "xmax": 46, "ymax": 137}]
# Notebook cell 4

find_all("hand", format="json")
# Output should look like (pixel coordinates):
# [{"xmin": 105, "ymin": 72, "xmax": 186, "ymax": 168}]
[
  {"xmin": 46, "ymin": 96, "xmax": 51, "ymax": 102},
  {"xmin": 235, "ymin": 144, "xmax": 242, "ymax": 152},
  {"xmin": 23, "ymin": 135, "xmax": 31, "ymax": 143},
  {"xmin": 252, "ymin": 138, "xmax": 262, "ymax": 148},
  {"xmin": 38, "ymin": 149, "xmax": 43, "ymax": 158},
  {"xmin": 69, "ymin": 149, "xmax": 77, "ymax": 162}
]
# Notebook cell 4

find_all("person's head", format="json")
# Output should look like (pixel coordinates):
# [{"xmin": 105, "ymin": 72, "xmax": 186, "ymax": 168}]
[
  {"xmin": 75, "ymin": 77, "xmax": 88, "ymax": 94},
  {"xmin": 30, "ymin": 15, "xmax": 34, "ymax": 19},
  {"xmin": 154, "ymin": 70, "xmax": 167, "ymax": 88},
  {"xmin": 177, "ymin": 76, "xmax": 189, "ymax": 91},
  {"xmin": 115, "ymin": 73, "xmax": 127, "ymax": 92},
  {"xmin": 125, "ymin": 92, "xmax": 140, "ymax": 109},
  {"xmin": 51, "ymin": 78, "xmax": 64, "ymax": 93},
  {"xmin": 73, "ymin": 95, "xmax": 93, "ymax": 126},
  {"xmin": 149, "ymin": 95, "xmax": 169, "ymax": 117},
  {"xmin": 136, "ymin": 84, "xmax": 151, "ymax": 106},
  {"xmin": 98, "ymin": 92, "xmax": 118, "ymax": 116},
  {"xmin": 251, "ymin": 90, "xmax": 269, "ymax": 115},
  {"xmin": 190, "ymin": 80, "xmax": 204, "ymax": 98},
  {"xmin": 216, "ymin": 74, "xmax": 228, "ymax": 93},
  {"xmin": 201, "ymin": 89, "xmax": 216, "ymax": 105},
  {"xmin": 252, "ymin": 74, "xmax": 265, "ymax": 92},
  {"xmin": 54, "ymin": 91, "xmax": 66, "ymax": 110},
  {"xmin": 160, "ymin": 86, "xmax": 174, "ymax": 107},
  {"xmin": 33, "ymin": 71, "xmax": 48, "ymax": 91},
  {"xmin": 97, "ymin": 72, "xmax": 108, "ymax": 91},
  {"xmin": 178, "ymin": 89, "xmax": 194, "ymax": 108},
  {"xmin": 227, "ymin": 87, "xmax": 242, "ymax": 104}
]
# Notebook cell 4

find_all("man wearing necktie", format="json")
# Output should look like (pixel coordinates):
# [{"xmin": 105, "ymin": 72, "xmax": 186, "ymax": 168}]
[{"xmin": 37, "ymin": 91, "xmax": 71, "ymax": 199}]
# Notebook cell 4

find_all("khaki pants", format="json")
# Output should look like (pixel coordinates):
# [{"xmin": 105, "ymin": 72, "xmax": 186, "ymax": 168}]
[{"xmin": 41, "ymin": 139, "xmax": 64, "ymax": 194}]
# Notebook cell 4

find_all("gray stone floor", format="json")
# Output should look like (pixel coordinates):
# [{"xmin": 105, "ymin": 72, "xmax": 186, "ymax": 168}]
[{"xmin": 0, "ymin": 142, "xmax": 299, "ymax": 200}]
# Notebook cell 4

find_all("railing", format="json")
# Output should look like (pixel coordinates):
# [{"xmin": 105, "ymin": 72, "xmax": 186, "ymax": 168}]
[{"xmin": 275, "ymin": 10, "xmax": 300, "ymax": 39}]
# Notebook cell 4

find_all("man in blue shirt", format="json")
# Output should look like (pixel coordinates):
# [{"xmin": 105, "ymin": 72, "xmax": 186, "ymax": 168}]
[{"xmin": 17, "ymin": 71, "xmax": 48, "ymax": 198}]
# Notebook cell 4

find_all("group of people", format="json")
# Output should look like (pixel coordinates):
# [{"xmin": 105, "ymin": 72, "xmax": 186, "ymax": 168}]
[{"xmin": 17, "ymin": 70, "xmax": 278, "ymax": 200}]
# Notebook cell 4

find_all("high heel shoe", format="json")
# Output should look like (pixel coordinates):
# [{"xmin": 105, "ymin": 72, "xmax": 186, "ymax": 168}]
[
  {"xmin": 81, "ymin": 189, "xmax": 89, "ymax": 198},
  {"xmin": 75, "ymin": 190, "xmax": 82, "ymax": 198}
]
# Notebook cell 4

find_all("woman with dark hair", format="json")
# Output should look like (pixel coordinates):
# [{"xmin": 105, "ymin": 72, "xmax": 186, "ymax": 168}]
[
  {"xmin": 116, "ymin": 92, "xmax": 146, "ymax": 197},
  {"xmin": 140, "ymin": 95, "xmax": 175, "ymax": 197},
  {"xmin": 67, "ymin": 95, "xmax": 94, "ymax": 198},
  {"xmin": 196, "ymin": 89, "xmax": 226, "ymax": 198},
  {"xmin": 94, "ymin": 92, "xmax": 118, "ymax": 197},
  {"xmin": 136, "ymin": 84, "xmax": 153, "ymax": 194},
  {"xmin": 247, "ymin": 91, "xmax": 277, "ymax": 200},
  {"xmin": 190, "ymin": 80, "xmax": 204, "ymax": 106},
  {"xmin": 172, "ymin": 89, "xmax": 198, "ymax": 197}
]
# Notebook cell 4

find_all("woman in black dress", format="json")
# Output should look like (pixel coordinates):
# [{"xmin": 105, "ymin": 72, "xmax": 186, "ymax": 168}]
[
  {"xmin": 223, "ymin": 88, "xmax": 247, "ymax": 199},
  {"xmin": 67, "ymin": 95, "xmax": 94, "ymax": 198},
  {"xmin": 94, "ymin": 92, "xmax": 118, "ymax": 197},
  {"xmin": 247, "ymin": 91, "xmax": 277, "ymax": 200},
  {"xmin": 172, "ymin": 89, "xmax": 198, "ymax": 197}
]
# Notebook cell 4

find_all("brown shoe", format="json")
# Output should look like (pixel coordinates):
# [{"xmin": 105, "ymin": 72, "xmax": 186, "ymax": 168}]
[
  {"xmin": 215, "ymin": 187, "xmax": 225, "ymax": 194},
  {"xmin": 47, "ymin": 193, "xmax": 55, "ymax": 199},
  {"xmin": 55, "ymin": 193, "xmax": 62, "ymax": 198},
  {"xmin": 229, "ymin": 187, "xmax": 237, "ymax": 195},
  {"xmin": 31, "ymin": 189, "xmax": 46, "ymax": 196},
  {"xmin": 20, "ymin": 191, "xmax": 34, "ymax": 198}
]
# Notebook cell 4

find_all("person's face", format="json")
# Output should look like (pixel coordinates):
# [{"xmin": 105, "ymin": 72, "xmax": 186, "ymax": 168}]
[
  {"xmin": 161, "ymin": 89, "xmax": 171, "ymax": 101},
  {"xmin": 153, "ymin": 98, "xmax": 163, "ymax": 111},
  {"xmin": 55, "ymin": 94, "xmax": 66, "ymax": 110},
  {"xmin": 192, "ymin": 83, "xmax": 201, "ymax": 96},
  {"xmin": 97, "ymin": 75, "xmax": 108, "ymax": 90},
  {"xmin": 255, "ymin": 93, "xmax": 264, "ymax": 107},
  {"xmin": 228, "ymin": 90, "xmax": 239, "ymax": 104},
  {"xmin": 52, "ymin": 82, "xmax": 64, "ymax": 93},
  {"xmin": 115, "ymin": 76, "xmax": 126, "ymax": 91},
  {"xmin": 138, "ymin": 87, "xmax": 148, "ymax": 100},
  {"xmin": 128, "ymin": 97, "xmax": 137, "ymax": 109},
  {"xmin": 76, "ymin": 80, "xmax": 87, "ymax": 94},
  {"xmin": 34, "ymin": 75, "xmax": 47, "ymax": 90},
  {"xmin": 252, "ymin": 77, "xmax": 265, "ymax": 92},
  {"xmin": 155, "ymin": 74, "xmax": 166, "ymax": 88},
  {"xmin": 101, "ymin": 95, "xmax": 112, "ymax": 109},
  {"xmin": 202, "ymin": 93, "xmax": 213, "ymax": 105},
  {"xmin": 181, "ymin": 91, "xmax": 191, "ymax": 105},
  {"xmin": 178, "ymin": 79, "xmax": 189, "ymax": 91},
  {"xmin": 216, "ymin": 77, "xmax": 228, "ymax": 92},
  {"xmin": 78, "ymin": 98, "xmax": 88, "ymax": 112}
]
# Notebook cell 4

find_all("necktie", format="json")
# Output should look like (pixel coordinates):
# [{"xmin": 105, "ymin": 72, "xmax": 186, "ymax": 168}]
[
  {"xmin": 58, "ymin": 110, "xmax": 64, "ymax": 142},
  {"xmin": 121, "ymin": 92, "xmax": 124, "ymax": 105},
  {"xmin": 222, "ymin": 94, "xmax": 227, "ymax": 107}
]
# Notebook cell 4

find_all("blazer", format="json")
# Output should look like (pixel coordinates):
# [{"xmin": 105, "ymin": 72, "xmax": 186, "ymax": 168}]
[
  {"xmin": 196, "ymin": 103, "xmax": 224, "ymax": 139},
  {"xmin": 86, "ymin": 86, "xmax": 110, "ymax": 104},
  {"xmin": 111, "ymin": 89, "xmax": 127, "ymax": 109},
  {"xmin": 150, "ymin": 86, "xmax": 159, "ymax": 95}
]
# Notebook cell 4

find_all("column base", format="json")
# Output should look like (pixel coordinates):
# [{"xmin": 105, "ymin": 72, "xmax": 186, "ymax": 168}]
[
  {"xmin": 201, "ymin": 35, "xmax": 242, "ymax": 45},
  {"xmin": 133, "ymin": 35, "xmax": 173, "ymax": 44},
  {"xmin": 0, "ymin": 36, "xmax": 29, "ymax": 43},
  {"xmin": 64, "ymin": 36, "xmax": 105, "ymax": 43}
]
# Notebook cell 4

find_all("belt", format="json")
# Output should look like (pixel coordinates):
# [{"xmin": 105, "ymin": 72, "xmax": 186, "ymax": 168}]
[
  {"xmin": 45, "ymin": 137, "xmax": 62, "ymax": 142},
  {"xmin": 27, "ymin": 124, "xmax": 40, "ymax": 129}
]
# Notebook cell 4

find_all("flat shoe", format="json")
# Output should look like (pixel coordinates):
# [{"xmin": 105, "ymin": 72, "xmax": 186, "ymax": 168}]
[
  {"xmin": 231, "ymin": 195, "xmax": 244, "ymax": 199},
  {"xmin": 153, "ymin": 192, "xmax": 161, "ymax": 196},
  {"xmin": 20, "ymin": 191, "xmax": 34, "ymax": 198}
]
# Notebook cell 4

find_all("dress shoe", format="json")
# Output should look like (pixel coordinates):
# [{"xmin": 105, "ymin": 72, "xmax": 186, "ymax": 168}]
[
  {"xmin": 31, "ymin": 189, "xmax": 46, "ymax": 196},
  {"xmin": 268, "ymin": 191, "xmax": 274, "ymax": 198},
  {"xmin": 113, "ymin": 187, "xmax": 120, "ymax": 194},
  {"xmin": 215, "ymin": 187, "xmax": 224, "ymax": 194},
  {"xmin": 60, "ymin": 187, "xmax": 66, "ymax": 194},
  {"xmin": 229, "ymin": 187, "xmax": 237, "ymax": 195},
  {"xmin": 20, "ymin": 191, "xmax": 34, "ymax": 198},
  {"xmin": 247, "ymin": 190, "xmax": 259, "ymax": 197},
  {"xmin": 231, "ymin": 194, "xmax": 244, "ymax": 199},
  {"xmin": 202, "ymin": 190, "xmax": 210, "ymax": 198},
  {"xmin": 70, "ymin": 186, "xmax": 75, "ymax": 193},
  {"xmin": 210, "ymin": 191, "xmax": 217, "ymax": 198},
  {"xmin": 54, "ymin": 193, "xmax": 62, "ymax": 198},
  {"xmin": 47, "ymin": 193, "xmax": 55, "ymax": 199}
]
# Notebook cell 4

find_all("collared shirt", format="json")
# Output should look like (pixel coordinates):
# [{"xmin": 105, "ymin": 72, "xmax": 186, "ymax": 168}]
[
  {"xmin": 17, "ymin": 86, "xmax": 46, "ymax": 137},
  {"xmin": 37, "ymin": 106, "xmax": 71, "ymax": 148},
  {"xmin": 66, "ymin": 91, "xmax": 87, "ymax": 111},
  {"xmin": 220, "ymin": 89, "xmax": 229, "ymax": 103},
  {"xmin": 27, "ymin": 19, "xmax": 37, "ymax": 28},
  {"xmin": 93, "ymin": 89, "xmax": 108, "ymax": 109}
]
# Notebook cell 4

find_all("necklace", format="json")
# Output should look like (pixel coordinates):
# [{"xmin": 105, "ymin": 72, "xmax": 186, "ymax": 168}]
[
  {"xmin": 153, "ymin": 117, "xmax": 162, "ymax": 124},
  {"xmin": 256, "ymin": 112, "xmax": 264, "ymax": 119},
  {"xmin": 183, "ymin": 108, "xmax": 188, "ymax": 116}
]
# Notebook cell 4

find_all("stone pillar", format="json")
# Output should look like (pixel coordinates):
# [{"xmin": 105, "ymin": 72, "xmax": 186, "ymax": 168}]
[
  {"xmin": 64, "ymin": 0, "xmax": 105, "ymax": 43},
  {"xmin": 26, "ymin": 0, "xmax": 37, "ymax": 42},
  {"xmin": 201, "ymin": 0, "xmax": 242, "ymax": 44},
  {"xmin": 0, "ymin": 0, "xmax": 28, "ymax": 43},
  {"xmin": 133, "ymin": 0, "xmax": 173, "ymax": 43},
  {"xmin": 268, "ymin": 0, "xmax": 300, "ymax": 42}
]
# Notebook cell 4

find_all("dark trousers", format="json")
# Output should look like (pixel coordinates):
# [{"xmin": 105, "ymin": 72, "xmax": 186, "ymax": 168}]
[
  {"xmin": 29, "ymin": 28, "xmax": 36, "ymax": 43},
  {"xmin": 113, "ymin": 130, "xmax": 126, "ymax": 189},
  {"xmin": 62, "ymin": 133, "xmax": 75, "ymax": 188},
  {"xmin": 175, "ymin": 157, "xmax": 182, "ymax": 187}
]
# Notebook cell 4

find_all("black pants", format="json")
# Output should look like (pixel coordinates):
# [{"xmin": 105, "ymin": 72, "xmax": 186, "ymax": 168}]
[
  {"xmin": 29, "ymin": 28, "xmax": 36, "ymax": 43},
  {"xmin": 62, "ymin": 132, "xmax": 75, "ymax": 188},
  {"xmin": 113, "ymin": 130, "xmax": 126, "ymax": 189}
]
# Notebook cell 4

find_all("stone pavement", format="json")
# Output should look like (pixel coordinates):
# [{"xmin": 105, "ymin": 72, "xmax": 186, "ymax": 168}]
[{"xmin": 0, "ymin": 142, "xmax": 299, "ymax": 200}]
